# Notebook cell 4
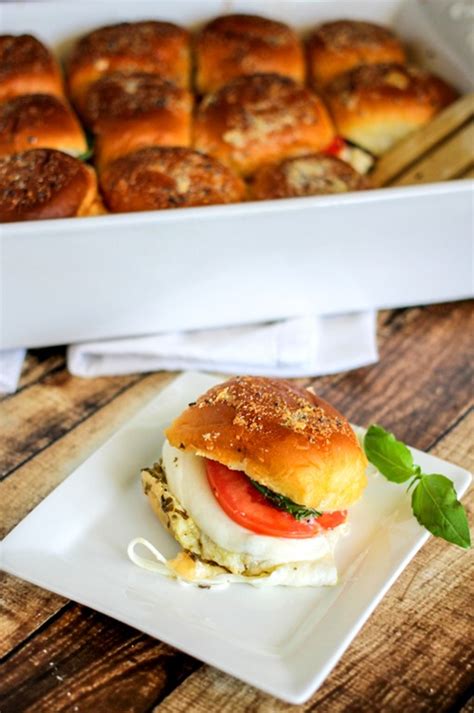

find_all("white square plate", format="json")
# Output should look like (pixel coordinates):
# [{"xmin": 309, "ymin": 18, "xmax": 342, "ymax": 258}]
[{"xmin": 1, "ymin": 372, "xmax": 471, "ymax": 703}]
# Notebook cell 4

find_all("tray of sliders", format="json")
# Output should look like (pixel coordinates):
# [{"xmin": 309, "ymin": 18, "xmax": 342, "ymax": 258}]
[{"xmin": 1, "ymin": 0, "xmax": 473, "ymax": 350}]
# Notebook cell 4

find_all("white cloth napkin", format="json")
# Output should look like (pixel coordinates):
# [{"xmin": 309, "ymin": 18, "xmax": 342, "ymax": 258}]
[
  {"xmin": 67, "ymin": 312, "xmax": 378, "ymax": 378},
  {"xmin": 0, "ymin": 348, "xmax": 26, "ymax": 393}
]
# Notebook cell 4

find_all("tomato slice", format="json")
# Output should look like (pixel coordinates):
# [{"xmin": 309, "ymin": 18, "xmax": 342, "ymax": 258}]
[
  {"xmin": 205, "ymin": 459, "xmax": 346, "ymax": 538},
  {"xmin": 324, "ymin": 135, "xmax": 346, "ymax": 157}
]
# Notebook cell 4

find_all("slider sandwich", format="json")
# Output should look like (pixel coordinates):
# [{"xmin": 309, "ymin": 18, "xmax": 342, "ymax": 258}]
[{"xmin": 133, "ymin": 377, "xmax": 368, "ymax": 587}]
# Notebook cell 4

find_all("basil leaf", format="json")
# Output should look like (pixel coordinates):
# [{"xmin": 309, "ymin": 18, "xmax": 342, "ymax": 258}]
[
  {"xmin": 78, "ymin": 131, "xmax": 95, "ymax": 162},
  {"xmin": 412, "ymin": 474, "xmax": 471, "ymax": 549},
  {"xmin": 250, "ymin": 479, "xmax": 321, "ymax": 521},
  {"xmin": 364, "ymin": 424, "xmax": 416, "ymax": 483},
  {"xmin": 77, "ymin": 146, "xmax": 94, "ymax": 162}
]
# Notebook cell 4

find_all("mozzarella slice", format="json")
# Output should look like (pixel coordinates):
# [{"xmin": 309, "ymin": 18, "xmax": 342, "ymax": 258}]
[{"xmin": 162, "ymin": 439, "xmax": 345, "ymax": 565}]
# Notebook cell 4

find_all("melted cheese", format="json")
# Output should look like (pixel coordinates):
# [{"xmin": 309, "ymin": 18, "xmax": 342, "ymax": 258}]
[{"xmin": 162, "ymin": 439, "xmax": 345, "ymax": 565}]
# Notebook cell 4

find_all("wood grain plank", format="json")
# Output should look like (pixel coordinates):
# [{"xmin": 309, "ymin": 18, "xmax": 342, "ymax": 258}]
[
  {"xmin": 312, "ymin": 302, "xmax": 473, "ymax": 451},
  {"xmin": 0, "ymin": 371, "xmax": 175, "ymax": 539},
  {"xmin": 0, "ymin": 368, "xmax": 150, "ymax": 480},
  {"xmin": 154, "ymin": 412, "xmax": 474, "ymax": 713},
  {"xmin": 0, "ymin": 574, "xmax": 67, "ymax": 658},
  {"xmin": 0, "ymin": 605, "xmax": 200, "ymax": 713},
  {"xmin": 0, "ymin": 372, "xmax": 176, "ymax": 660},
  {"xmin": 0, "ymin": 348, "xmax": 66, "ymax": 404}
]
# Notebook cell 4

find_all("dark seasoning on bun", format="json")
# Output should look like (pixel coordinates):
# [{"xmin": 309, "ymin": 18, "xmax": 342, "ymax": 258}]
[
  {"xmin": 100, "ymin": 146, "xmax": 245, "ymax": 213},
  {"xmin": 0, "ymin": 149, "xmax": 101, "ymax": 222},
  {"xmin": 130, "ymin": 377, "xmax": 368, "ymax": 586},
  {"xmin": 0, "ymin": 34, "xmax": 64, "ymax": 101}
]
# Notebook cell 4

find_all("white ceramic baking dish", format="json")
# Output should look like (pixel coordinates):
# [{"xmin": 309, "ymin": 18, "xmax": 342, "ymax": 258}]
[{"xmin": 1, "ymin": 0, "xmax": 473, "ymax": 349}]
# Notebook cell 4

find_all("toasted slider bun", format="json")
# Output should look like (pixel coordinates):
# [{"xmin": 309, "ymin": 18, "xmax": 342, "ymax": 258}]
[
  {"xmin": 250, "ymin": 153, "xmax": 369, "ymax": 200},
  {"xmin": 195, "ymin": 13, "xmax": 305, "ymax": 94},
  {"xmin": 0, "ymin": 34, "xmax": 64, "ymax": 101},
  {"xmin": 0, "ymin": 94, "xmax": 87, "ymax": 158},
  {"xmin": 166, "ymin": 376, "xmax": 368, "ymax": 512},
  {"xmin": 194, "ymin": 73, "xmax": 335, "ymax": 176},
  {"xmin": 325, "ymin": 63, "xmax": 458, "ymax": 155},
  {"xmin": 82, "ymin": 72, "xmax": 193, "ymax": 167},
  {"xmin": 67, "ymin": 21, "xmax": 190, "ymax": 109},
  {"xmin": 307, "ymin": 20, "xmax": 406, "ymax": 87},
  {"xmin": 100, "ymin": 146, "xmax": 246, "ymax": 213},
  {"xmin": 0, "ymin": 149, "xmax": 102, "ymax": 223}
]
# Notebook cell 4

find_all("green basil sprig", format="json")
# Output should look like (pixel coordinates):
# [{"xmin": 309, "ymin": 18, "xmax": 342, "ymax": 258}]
[
  {"xmin": 364, "ymin": 425, "xmax": 470, "ymax": 549},
  {"xmin": 250, "ymin": 479, "xmax": 322, "ymax": 521}
]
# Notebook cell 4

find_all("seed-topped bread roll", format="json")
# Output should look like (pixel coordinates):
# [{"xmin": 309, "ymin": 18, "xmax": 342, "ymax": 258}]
[
  {"xmin": 0, "ymin": 34, "xmax": 64, "ymax": 101},
  {"xmin": 100, "ymin": 146, "xmax": 245, "ymax": 213},
  {"xmin": 82, "ymin": 71, "xmax": 193, "ymax": 167},
  {"xmin": 166, "ymin": 376, "xmax": 368, "ymax": 513},
  {"xmin": 195, "ymin": 13, "xmax": 305, "ymax": 94},
  {"xmin": 67, "ymin": 21, "xmax": 190, "ymax": 109},
  {"xmin": 0, "ymin": 94, "xmax": 87, "ymax": 158},
  {"xmin": 0, "ymin": 149, "xmax": 102, "ymax": 223},
  {"xmin": 307, "ymin": 20, "xmax": 406, "ymax": 87},
  {"xmin": 250, "ymin": 153, "xmax": 368, "ymax": 200},
  {"xmin": 194, "ymin": 73, "xmax": 335, "ymax": 175},
  {"xmin": 325, "ymin": 63, "xmax": 458, "ymax": 155}
]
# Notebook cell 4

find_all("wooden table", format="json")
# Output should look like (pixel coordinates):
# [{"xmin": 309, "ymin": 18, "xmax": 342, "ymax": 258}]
[{"xmin": 1, "ymin": 301, "xmax": 473, "ymax": 713}]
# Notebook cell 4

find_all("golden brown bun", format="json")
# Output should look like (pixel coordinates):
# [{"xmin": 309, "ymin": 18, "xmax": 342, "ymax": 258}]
[
  {"xmin": 325, "ymin": 63, "xmax": 458, "ymax": 155},
  {"xmin": 166, "ymin": 376, "xmax": 368, "ymax": 512},
  {"xmin": 82, "ymin": 72, "xmax": 193, "ymax": 168},
  {"xmin": 0, "ymin": 94, "xmax": 87, "ymax": 158},
  {"xmin": 0, "ymin": 34, "xmax": 64, "ymax": 101},
  {"xmin": 0, "ymin": 149, "xmax": 101, "ymax": 223},
  {"xmin": 100, "ymin": 146, "xmax": 246, "ymax": 213},
  {"xmin": 195, "ymin": 13, "xmax": 305, "ymax": 94},
  {"xmin": 307, "ymin": 20, "xmax": 406, "ymax": 87},
  {"xmin": 67, "ymin": 21, "xmax": 190, "ymax": 110},
  {"xmin": 194, "ymin": 73, "xmax": 335, "ymax": 176},
  {"xmin": 250, "ymin": 152, "xmax": 369, "ymax": 200}
]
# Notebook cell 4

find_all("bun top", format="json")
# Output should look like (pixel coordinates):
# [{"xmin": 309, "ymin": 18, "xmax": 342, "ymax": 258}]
[
  {"xmin": 307, "ymin": 20, "xmax": 406, "ymax": 86},
  {"xmin": 0, "ymin": 94, "xmax": 86, "ymax": 157},
  {"xmin": 82, "ymin": 71, "xmax": 191, "ymax": 129},
  {"xmin": 0, "ymin": 149, "xmax": 96, "ymax": 222},
  {"xmin": 196, "ymin": 13, "xmax": 304, "ymax": 93},
  {"xmin": 166, "ymin": 376, "xmax": 368, "ymax": 512},
  {"xmin": 250, "ymin": 152, "xmax": 368, "ymax": 200},
  {"xmin": 0, "ymin": 34, "xmax": 63, "ymax": 101},
  {"xmin": 67, "ymin": 21, "xmax": 190, "ymax": 105},
  {"xmin": 100, "ymin": 146, "xmax": 245, "ymax": 212},
  {"xmin": 194, "ymin": 73, "xmax": 335, "ymax": 175},
  {"xmin": 68, "ymin": 20, "xmax": 189, "ymax": 72},
  {"xmin": 326, "ymin": 62, "xmax": 457, "ymax": 110}
]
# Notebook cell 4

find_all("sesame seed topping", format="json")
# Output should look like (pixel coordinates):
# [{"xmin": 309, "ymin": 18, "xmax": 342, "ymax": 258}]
[{"xmin": 194, "ymin": 376, "xmax": 352, "ymax": 444}]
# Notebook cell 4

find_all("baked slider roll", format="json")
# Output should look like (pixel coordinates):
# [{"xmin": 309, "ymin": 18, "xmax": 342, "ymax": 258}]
[
  {"xmin": 195, "ymin": 13, "xmax": 305, "ymax": 94},
  {"xmin": 135, "ymin": 376, "xmax": 368, "ymax": 587},
  {"xmin": 82, "ymin": 72, "xmax": 193, "ymax": 168},
  {"xmin": 100, "ymin": 146, "xmax": 245, "ymax": 213},
  {"xmin": 67, "ymin": 21, "xmax": 190, "ymax": 110},
  {"xmin": 0, "ymin": 149, "xmax": 102, "ymax": 223},
  {"xmin": 0, "ymin": 34, "xmax": 64, "ymax": 102},
  {"xmin": 194, "ymin": 73, "xmax": 335, "ymax": 176},
  {"xmin": 250, "ymin": 153, "xmax": 368, "ymax": 200},
  {"xmin": 0, "ymin": 94, "xmax": 87, "ymax": 158},
  {"xmin": 325, "ymin": 63, "xmax": 458, "ymax": 155},
  {"xmin": 307, "ymin": 20, "xmax": 406, "ymax": 88}
]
